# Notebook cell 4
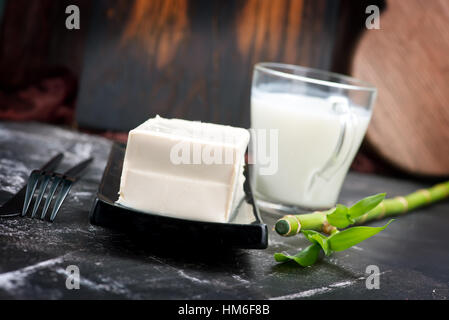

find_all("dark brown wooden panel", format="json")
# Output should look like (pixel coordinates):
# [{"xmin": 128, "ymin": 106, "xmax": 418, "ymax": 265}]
[{"xmin": 76, "ymin": 0, "xmax": 384, "ymax": 131}]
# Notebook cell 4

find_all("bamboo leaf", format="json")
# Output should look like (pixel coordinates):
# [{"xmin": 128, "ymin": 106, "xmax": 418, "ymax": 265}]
[
  {"xmin": 302, "ymin": 230, "xmax": 331, "ymax": 256},
  {"xmin": 326, "ymin": 204, "xmax": 354, "ymax": 229},
  {"xmin": 274, "ymin": 243, "xmax": 321, "ymax": 267},
  {"xmin": 349, "ymin": 193, "xmax": 386, "ymax": 219},
  {"xmin": 328, "ymin": 220, "xmax": 393, "ymax": 252}
]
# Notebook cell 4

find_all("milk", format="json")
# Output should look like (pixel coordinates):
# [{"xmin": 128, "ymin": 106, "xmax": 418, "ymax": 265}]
[{"xmin": 251, "ymin": 90, "xmax": 371, "ymax": 209}]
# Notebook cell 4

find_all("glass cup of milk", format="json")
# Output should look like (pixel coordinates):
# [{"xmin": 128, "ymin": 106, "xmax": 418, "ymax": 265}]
[{"xmin": 250, "ymin": 63, "xmax": 377, "ymax": 213}]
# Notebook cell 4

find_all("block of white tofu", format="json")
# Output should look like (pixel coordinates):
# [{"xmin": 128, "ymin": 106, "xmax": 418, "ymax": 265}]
[{"xmin": 116, "ymin": 115, "xmax": 250, "ymax": 223}]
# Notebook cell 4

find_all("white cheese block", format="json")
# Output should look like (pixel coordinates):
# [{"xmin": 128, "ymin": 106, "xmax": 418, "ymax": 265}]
[{"xmin": 116, "ymin": 115, "xmax": 250, "ymax": 223}]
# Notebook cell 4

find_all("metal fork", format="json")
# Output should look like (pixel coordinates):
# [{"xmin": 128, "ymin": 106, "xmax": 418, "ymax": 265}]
[{"xmin": 21, "ymin": 158, "xmax": 93, "ymax": 222}]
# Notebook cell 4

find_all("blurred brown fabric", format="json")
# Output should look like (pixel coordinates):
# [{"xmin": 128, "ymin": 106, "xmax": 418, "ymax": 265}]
[
  {"xmin": 0, "ymin": 72, "xmax": 77, "ymax": 125},
  {"xmin": 0, "ymin": 0, "xmax": 87, "ymax": 125}
]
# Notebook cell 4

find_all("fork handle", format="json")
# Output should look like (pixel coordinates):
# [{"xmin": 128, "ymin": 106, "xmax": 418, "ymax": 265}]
[{"xmin": 64, "ymin": 158, "xmax": 94, "ymax": 179}]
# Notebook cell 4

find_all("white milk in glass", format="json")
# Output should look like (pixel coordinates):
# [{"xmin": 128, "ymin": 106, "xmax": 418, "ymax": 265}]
[{"xmin": 251, "ymin": 89, "xmax": 371, "ymax": 209}]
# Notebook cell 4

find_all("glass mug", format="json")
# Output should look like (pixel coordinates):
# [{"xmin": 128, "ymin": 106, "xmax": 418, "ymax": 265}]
[{"xmin": 250, "ymin": 62, "xmax": 377, "ymax": 213}]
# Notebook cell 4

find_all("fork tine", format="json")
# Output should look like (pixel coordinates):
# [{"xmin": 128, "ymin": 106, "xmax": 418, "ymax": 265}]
[
  {"xmin": 49, "ymin": 179, "xmax": 73, "ymax": 222},
  {"xmin": 40, "ymin": 177, "xmax": 62, "ymax": 220},
  {"xmin": 31, "ymin": 174, "xmax": 51, "ymax": 218},
  {"xmin": 22, "ymin": 171, "xmax": 41, "ymax": 216}
]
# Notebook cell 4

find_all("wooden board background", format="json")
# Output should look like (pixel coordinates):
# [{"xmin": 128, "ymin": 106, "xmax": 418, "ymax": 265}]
[
  {"xmin": 75, "ymin": 0, "xmax": 382, "ymax": 131},
  {"xmin": 353, "ymin": 0, "xmax": 449, "ymax": 176}
]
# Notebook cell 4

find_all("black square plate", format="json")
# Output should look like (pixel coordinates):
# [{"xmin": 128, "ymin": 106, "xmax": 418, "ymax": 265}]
[{"xmin": 89, "ymin": 143, "xmax": 268, "ymax": 249}]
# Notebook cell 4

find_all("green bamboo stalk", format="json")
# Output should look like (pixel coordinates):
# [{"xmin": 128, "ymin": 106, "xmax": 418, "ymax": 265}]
[{"xmin": 275, "ymin": 181, "xmax": 449, "ymax": 237}]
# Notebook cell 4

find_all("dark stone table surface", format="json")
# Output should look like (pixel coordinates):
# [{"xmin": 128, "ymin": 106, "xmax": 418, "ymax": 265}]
[{"xmin": 1, "ymin": 121, "xmax": 448, "ymax": 300}]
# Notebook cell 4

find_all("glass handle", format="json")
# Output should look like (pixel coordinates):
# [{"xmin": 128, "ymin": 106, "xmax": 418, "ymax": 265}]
[{"xmin": 307, "ymin": 96, "xmax": 358, "ymax": 192}]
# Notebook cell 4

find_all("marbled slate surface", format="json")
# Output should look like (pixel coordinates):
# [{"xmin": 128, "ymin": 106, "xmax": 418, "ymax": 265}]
[{"xmin": 1, "ymin": 121, "xmax": 449, "ymax": 300}]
